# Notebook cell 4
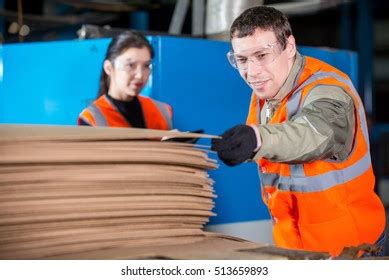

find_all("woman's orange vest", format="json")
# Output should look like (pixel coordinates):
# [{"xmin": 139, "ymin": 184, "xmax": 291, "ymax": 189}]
[
  {"xmin": 246, "ymin": 56, "xmax": 386, "ymax": 256},
  {"xmin": 78, "ymin": 95, "xmax": 173, "ymax": 130}
]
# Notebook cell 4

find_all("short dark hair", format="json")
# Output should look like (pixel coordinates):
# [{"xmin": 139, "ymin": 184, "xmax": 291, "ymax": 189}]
[
  {"xmin": 230, "ymin": 6, "xmax": 292, "ymax": 50},
  {"xmin": 98, "ymin": 30, "xmax": 154, "ymax": 97}
]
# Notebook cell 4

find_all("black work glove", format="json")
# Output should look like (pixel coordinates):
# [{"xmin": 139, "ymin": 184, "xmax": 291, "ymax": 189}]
[{"xmin": 211, "ymin": 125, "xmax": 258, "ymax": 166}]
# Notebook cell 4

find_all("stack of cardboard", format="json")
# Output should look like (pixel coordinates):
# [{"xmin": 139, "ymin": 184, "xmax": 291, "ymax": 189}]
[
  {"xmin": 0, "ymin": 125, "xmax": 333, "ymax": 260},
  {"xmin": 0, "ymin": 125, "xmax": 221, "ymax": 259}
]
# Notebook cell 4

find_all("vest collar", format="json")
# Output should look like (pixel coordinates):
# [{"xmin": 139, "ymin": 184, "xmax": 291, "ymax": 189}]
[{"xmin": 267, "ymin": 52, "xmax": 304, "ymax": 106}]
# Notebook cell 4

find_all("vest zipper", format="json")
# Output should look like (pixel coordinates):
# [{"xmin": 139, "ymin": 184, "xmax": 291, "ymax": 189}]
[{"xmin": 265, "ymin": 100, "xmax": 275, "ymax": 124}]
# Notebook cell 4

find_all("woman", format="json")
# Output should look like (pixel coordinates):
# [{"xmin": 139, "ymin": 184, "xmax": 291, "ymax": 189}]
[{"xmin": 78, "ymin": 30, "xmax": 173, "ymax": 130}]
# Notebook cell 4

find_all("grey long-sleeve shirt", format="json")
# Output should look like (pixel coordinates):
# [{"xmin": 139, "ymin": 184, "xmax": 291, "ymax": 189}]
[{"xmin": 252, "ymin": 53, "xmax": 355, "ymax": 163}]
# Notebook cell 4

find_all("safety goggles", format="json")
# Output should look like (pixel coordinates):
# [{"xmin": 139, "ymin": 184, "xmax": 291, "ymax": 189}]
[
  {"xmin": 114, "ymin": 59, "xmax": 152, "ymax": 74},
  {"xmin": 226, "ymin": 42, "xmax": 282, "ymax": 70}
]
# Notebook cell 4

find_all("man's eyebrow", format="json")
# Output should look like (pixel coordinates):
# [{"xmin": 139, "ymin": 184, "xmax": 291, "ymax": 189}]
[
  {"xmin": 252, "ymin": 49, "xmax": 268, "ymax": 55},
  {"xmin": 235, "ymin": 47, "xmax": 271, "ymax": 57},
  {"xmin": 235, "ymin": 53, "xmax": 247, "ymax": 58},
  {"xmin": 256, "ymin": 46, "xmax": 273, "ymax": 52}
]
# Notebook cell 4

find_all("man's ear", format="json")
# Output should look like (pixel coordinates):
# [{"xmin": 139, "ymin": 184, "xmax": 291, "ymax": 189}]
[
  {"xmin": 286, "ymin": 35, "xmax": 297, "ymax": 59},
  {"xmin": 103, "ymin": 60, "xmax": 113, "ymax": 76}
]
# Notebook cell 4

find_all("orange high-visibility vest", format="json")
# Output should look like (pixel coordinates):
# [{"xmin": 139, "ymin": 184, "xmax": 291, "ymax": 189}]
[
  {"xmin": 78, "ymin": 95, "xmax": 173, "ymax": 130},
  {"xmin": 246, "ymin": 56, "xmax": 386, "ymax": 256}
]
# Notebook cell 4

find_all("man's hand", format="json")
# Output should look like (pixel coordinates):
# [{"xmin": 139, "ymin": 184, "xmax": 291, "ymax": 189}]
[{"xmin": 211, "ymin": 125, "xmax": 258, "ymax": 166}]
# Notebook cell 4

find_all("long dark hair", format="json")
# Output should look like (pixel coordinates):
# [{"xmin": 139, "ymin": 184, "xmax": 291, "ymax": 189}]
[{"xmin": 97, "ymin": 30, "xmax": 154, "ymax": 97}]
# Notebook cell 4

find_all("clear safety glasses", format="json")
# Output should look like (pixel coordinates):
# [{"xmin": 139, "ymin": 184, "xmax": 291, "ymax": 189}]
[
  {"xmin": 226, "ymin": 42, "xmax": 282, "ymax": 70},
  {"xmin": 114, "ymin": 59, "xmax": 152, "ymax": 74}
]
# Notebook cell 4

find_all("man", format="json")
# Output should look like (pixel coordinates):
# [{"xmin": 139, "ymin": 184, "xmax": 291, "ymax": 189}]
[{"xmin": 211, "ymin": 6, "xmax": 386, "ymax": 256}]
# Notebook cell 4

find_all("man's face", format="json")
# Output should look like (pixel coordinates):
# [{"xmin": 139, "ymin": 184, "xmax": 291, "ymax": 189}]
[{"xmin": 231, "ymin": 29, "xmax": 296, "ymax": 100}]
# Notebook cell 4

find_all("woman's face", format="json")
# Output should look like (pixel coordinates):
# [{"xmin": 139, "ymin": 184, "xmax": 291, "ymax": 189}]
[{"xmin": 104, "ymin": 46, "xmax": 152, "ymax": 101}]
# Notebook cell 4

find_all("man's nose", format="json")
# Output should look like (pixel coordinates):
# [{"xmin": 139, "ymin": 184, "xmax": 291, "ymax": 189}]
[{"xmin": 246, "ymin": 58, "xmax": 263, "ymax": 76}]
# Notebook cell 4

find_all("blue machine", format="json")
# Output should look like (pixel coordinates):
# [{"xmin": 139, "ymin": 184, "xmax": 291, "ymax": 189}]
[{"xmin": 0, "ymin": 36, "xmax": 358, "ymax": 243}]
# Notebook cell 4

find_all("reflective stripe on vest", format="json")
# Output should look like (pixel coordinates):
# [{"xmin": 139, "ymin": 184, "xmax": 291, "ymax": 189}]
[
  {"xmin": 151, "ymin": 99, "xmax": 173, "ymax": 129},
  {"xmin": 260, "ymin": 70, "xmax": 371, "ymax": 192},
  {"xmin": 260, "ymin": 152, "xmax": 371, "ymax": 192},
  {"xmin": 287, "ymin": 71, "xmax": 369, "ymax": 148},
  {"xmin": 88, "ymin": 103, "xmax": 108, "ymax": 126}
]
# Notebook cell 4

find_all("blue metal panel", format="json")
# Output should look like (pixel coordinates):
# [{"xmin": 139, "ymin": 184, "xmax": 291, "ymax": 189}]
[
  {"xmin": 1, "ymin": 39, "xmax": 110, "ymax": 124},
  {"xmin": 0, "ymin": 43, "xmax": 3, "ymax": 82},
  {"xmin": 0, "ymin": 39, "xmax": 153, "ymax": 125},
  {"xmin": 150, "ymin": 36, "xmax": 269, "ymax": 225}
]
